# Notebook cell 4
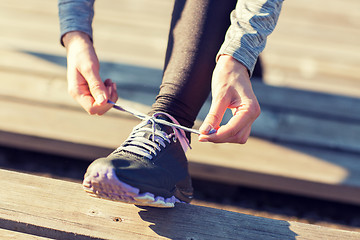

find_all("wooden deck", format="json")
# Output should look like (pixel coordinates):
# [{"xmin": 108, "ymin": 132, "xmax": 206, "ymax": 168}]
[
  {"xmin": 1, "ymin": 0, "xmax": 360, "ymax": 238},
  {"xmin": 0, "ymin": 0, "xmax": 360, "ymax": 231},
  {"xmin": 1, "ymin": 69, "xmax": 360, "ymax": 205},
  {"xmin": 1, "ymin": 0, "xmax": 359, "ymax": 95},
  {"xmin": 1, "ymin": 0, "xmax": 360, "ymax": 203},
  {"xmin": 1, "ymin": 169, "xmax": 360, "ymax": 240},
  {"xmin": 262, "ymin": 0, "xmax": 360, "ymax": 97}
]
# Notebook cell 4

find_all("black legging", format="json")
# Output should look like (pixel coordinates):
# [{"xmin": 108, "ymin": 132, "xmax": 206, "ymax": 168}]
[{"xmin": 150, "ymin": 0, "xmax": 261, "ymax": 139}]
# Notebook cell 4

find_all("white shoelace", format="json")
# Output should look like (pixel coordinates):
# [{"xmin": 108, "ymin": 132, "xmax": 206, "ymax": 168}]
[
  {"xmin": 108, "ymin": 100, "xmax": 201, "ymax": 135},
  {"xmin": 108, "ymin": 100, "xmax": 194, "ymax": 155}
]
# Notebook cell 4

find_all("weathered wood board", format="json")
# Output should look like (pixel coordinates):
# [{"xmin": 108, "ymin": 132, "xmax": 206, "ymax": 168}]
[
  {"xmin": 0, "ymin": 0, "xmax": 360, "ymax": 207},
  {"xmin": 1, "ymin": 169, "xmax": 359, "ymax": 240},
  {"xmin": 1, "ymin": 0, "xmax": 360, "ymax": 96},
  {"xmin": 1, "ymin": 81, "xmax": 360, "ymax": 205},
  {"xmin": 1, "ymin": 53, "xmax": 360, "ymax": 153}
]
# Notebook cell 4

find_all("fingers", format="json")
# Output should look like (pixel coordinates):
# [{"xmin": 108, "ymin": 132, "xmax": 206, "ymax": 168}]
[
  {"xmin": 198, "ymin": 55, "xmax": 261, "ymax": 144},
  {"xmin": 199, "ymin": 98, "xmax": 227, "ymax": 135},
  {"xmin": 65, "ymin": 32, "xmax": 117, "ymax": 115},
  {"xmin": 95, "ymin": 79, "xmax": 118, "ymax": 115},
  {"xmin": 86, "ymin": 71, "xmax": 108, "ymax": 106},
  {"xmin": 105, "ymin": 78, "xmax": 118, "ymax": 103},
  {"xmin": 86, "ymin": 78, "xmax": 118, "ymax": 116},
  {"xmin": 199, "ymin": 102, "xmax": 260, "ymax": 143},
  {"xmin": 85, "ymin": 79, "xmax": 118, "ymax": 115},
  {"xmin": 68, "ymin": 69, "xmax": 117, "ymax": 115}
]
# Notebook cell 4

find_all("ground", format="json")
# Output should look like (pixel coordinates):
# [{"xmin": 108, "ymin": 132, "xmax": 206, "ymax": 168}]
[{"xmin": 1, "ymin": 145, "xmax": 359, "ymax": 233}]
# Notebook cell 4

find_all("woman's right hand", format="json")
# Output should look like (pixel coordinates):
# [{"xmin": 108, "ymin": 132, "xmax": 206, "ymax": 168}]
[{"xmin": 63, "ymin": 31, "xmax": 118, "ymax": 115}]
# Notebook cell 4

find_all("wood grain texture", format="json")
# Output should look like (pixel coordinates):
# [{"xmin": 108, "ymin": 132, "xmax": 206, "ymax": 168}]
[
  {"xmin": 0, "ymin": 0, "xmax": 360, "ymax": 207},
  {"xmin": 1, "ymin": 169, "xmax": 359, "ymax": 240},
  {"xmin": 0, "ymin": 0, "xmax": 359, "ymax": 96},
  {"xmin": 0, "ymin": 65, "xmax": 360, "ymax": 205},
  {"xmin": 1, "ymin": 90, "xmax": 360, "ymax": 205},
  {"xmin": 1, "ymin": 1, "xmax": 360, "ymax": 237}
]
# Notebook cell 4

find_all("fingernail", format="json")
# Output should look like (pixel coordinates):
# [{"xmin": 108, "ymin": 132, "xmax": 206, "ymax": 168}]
[
  {"xmin": 96, "ymin": 94, "xmax": 106, "ymax": 104},
  {"xmin": 208, "ymin": 127, "xmax": 217, "ymax": 134},
  {"xmin": 113, "ymin": 83, "xmax": 117, "ymax": 91},
  {"xmin": 107, "ymin": 85, "xmax": 112, "ymax": 96}
]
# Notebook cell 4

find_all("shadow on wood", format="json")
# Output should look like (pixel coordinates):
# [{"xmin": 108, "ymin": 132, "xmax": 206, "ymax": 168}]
[
  {"xmin": 3, "ymin": 169, "xmax": 360, "ymax": 240},
  {"xmin": 136, "ymin": 205, "xmax": 298, "ymax": 240},
  {"xmin": 25, "ymin": 50, "xmax": 360, "ymax": 175},
  {"xmin": 0, "ymin": 169, "xmax": 295, "ymax": 240},
  {"xmin": 1, "ymin": 49, "xmax": 360, "ymax": 206}
]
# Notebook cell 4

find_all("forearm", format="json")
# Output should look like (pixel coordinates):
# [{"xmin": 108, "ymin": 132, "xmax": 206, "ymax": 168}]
[
  {"xmin": 217, "ymin": 0, "xmax": 284, "ymax": 76},
  {"xmin": 58, "ymin": 0, "xmax": 95, "ymax": 46}
]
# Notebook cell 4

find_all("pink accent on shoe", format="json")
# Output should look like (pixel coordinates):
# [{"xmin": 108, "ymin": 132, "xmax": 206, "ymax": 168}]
[{"xmin": 152, "ymin": 112, "xmax": 190, "ymax": 152}]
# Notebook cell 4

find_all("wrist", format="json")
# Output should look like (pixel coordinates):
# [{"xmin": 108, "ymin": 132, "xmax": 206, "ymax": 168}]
[
  {"xmin": 217, "ymin": 55, "xmax": 249, "ymax": 77},
  {"xmin": 62, "ymin": 31, "xmax": 92, "ymax": 49}
]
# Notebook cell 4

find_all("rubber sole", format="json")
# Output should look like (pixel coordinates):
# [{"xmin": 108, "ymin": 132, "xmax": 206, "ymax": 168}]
[{"xmin": 82, "ymin": 165, "xmax": 180, "ymax": 208}]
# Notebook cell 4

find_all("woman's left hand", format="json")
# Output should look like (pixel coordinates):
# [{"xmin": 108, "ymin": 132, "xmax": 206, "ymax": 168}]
[{"xmin": 199, "ymin": 55, "xmax": 260, "ymax": 144}]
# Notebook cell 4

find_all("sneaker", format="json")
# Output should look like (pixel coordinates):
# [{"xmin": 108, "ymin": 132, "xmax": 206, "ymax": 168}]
[{"xmin": 82, "ymin": 112, "xmax": 193, "ymax": 208}]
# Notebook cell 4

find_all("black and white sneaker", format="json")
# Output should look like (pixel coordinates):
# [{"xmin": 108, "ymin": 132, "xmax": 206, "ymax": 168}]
[{"xmin": 83, "ymin": 112, "xmax": 193, "ymax": 208}]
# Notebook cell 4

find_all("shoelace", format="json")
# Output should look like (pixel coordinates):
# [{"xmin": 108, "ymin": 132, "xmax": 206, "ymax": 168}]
[
  {"xmin": 108, "ymin": 100, "xmax": 217, "ymax": 157},
  {"xmin": 117, "ymin": 113, "xmax": 183, "ymax": 159},
  {"xmin": 108, "ymin": 100, "xmax": 203, "ymax": 135},
  {"xmin": 108, "ymin": 100, "xmax": 205, "ymax": 156}
]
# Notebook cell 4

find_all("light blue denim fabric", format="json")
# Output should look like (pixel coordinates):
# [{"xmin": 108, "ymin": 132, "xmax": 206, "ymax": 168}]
[{"xmin": 58, "ymin": 0, "xmax": 283, "ymax": 75}]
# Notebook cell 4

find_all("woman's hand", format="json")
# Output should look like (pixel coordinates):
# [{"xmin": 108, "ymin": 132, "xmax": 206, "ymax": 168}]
[
  {"xmin": 199, "ymin": 55, "xmax": 260, "ymax": 143},
  {"xmin": 63, "ymin": 31, "xmax": 118, "ymax": 115}
]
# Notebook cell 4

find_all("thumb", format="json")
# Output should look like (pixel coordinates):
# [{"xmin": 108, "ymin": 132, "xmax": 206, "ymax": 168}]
[
  {"xmin": 200, "ymin": 99, "xmax": 227, "ymax": 135},
  {"xmin": 85, "ymin": 72, "xmax": 108, "ymax": 105}
]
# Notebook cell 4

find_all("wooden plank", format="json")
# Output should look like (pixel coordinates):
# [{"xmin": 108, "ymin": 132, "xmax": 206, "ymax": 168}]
[
  {"xmin": 2, "ymin": 61, "xmax": 359, "ymax": 153},
  {"xmin": 189, "ymin": 142, "xmax": 360, "ymax": 205},
  {"xmin": 0, "ymin": 0, "xmax": 170, "ymax": 69},
  {"xmin": 212, "ymin": 82, "xmax": 360, "ymax": 153},
  {"xmin": 2, "ymin": 61, "xmax": 360, "ymax": 152},
  {"xmin": 1, "ymin": 169, "xmax": 359, "ymax": 240},
  {"xmin": 1, "ymin": 94, "xmax": 360, "ymax": 205},
  {"xmin": 1, "ymin": 0, "xmax": 360, "ymax": 98},
  {"xmin": 0, "ymin": 58, "xmax": 360, "ymax": 205},
  {"xmin": 0, "ymin": 130, "xmax": 113, "ymax": 160},
  {"xmin": 1, "ymin": 48, "xmax": 359, "ymax": 121},
  {"xmin": 262, "ymin": 0, "xmax": 360, "ymax": 97},
  {"xmin": 1, "ymin": 0, "xmax": 360, "ymax": 207},
  {"xmin": 1, "ymin": 48, "xmax": 359, "ymax": 122}
]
